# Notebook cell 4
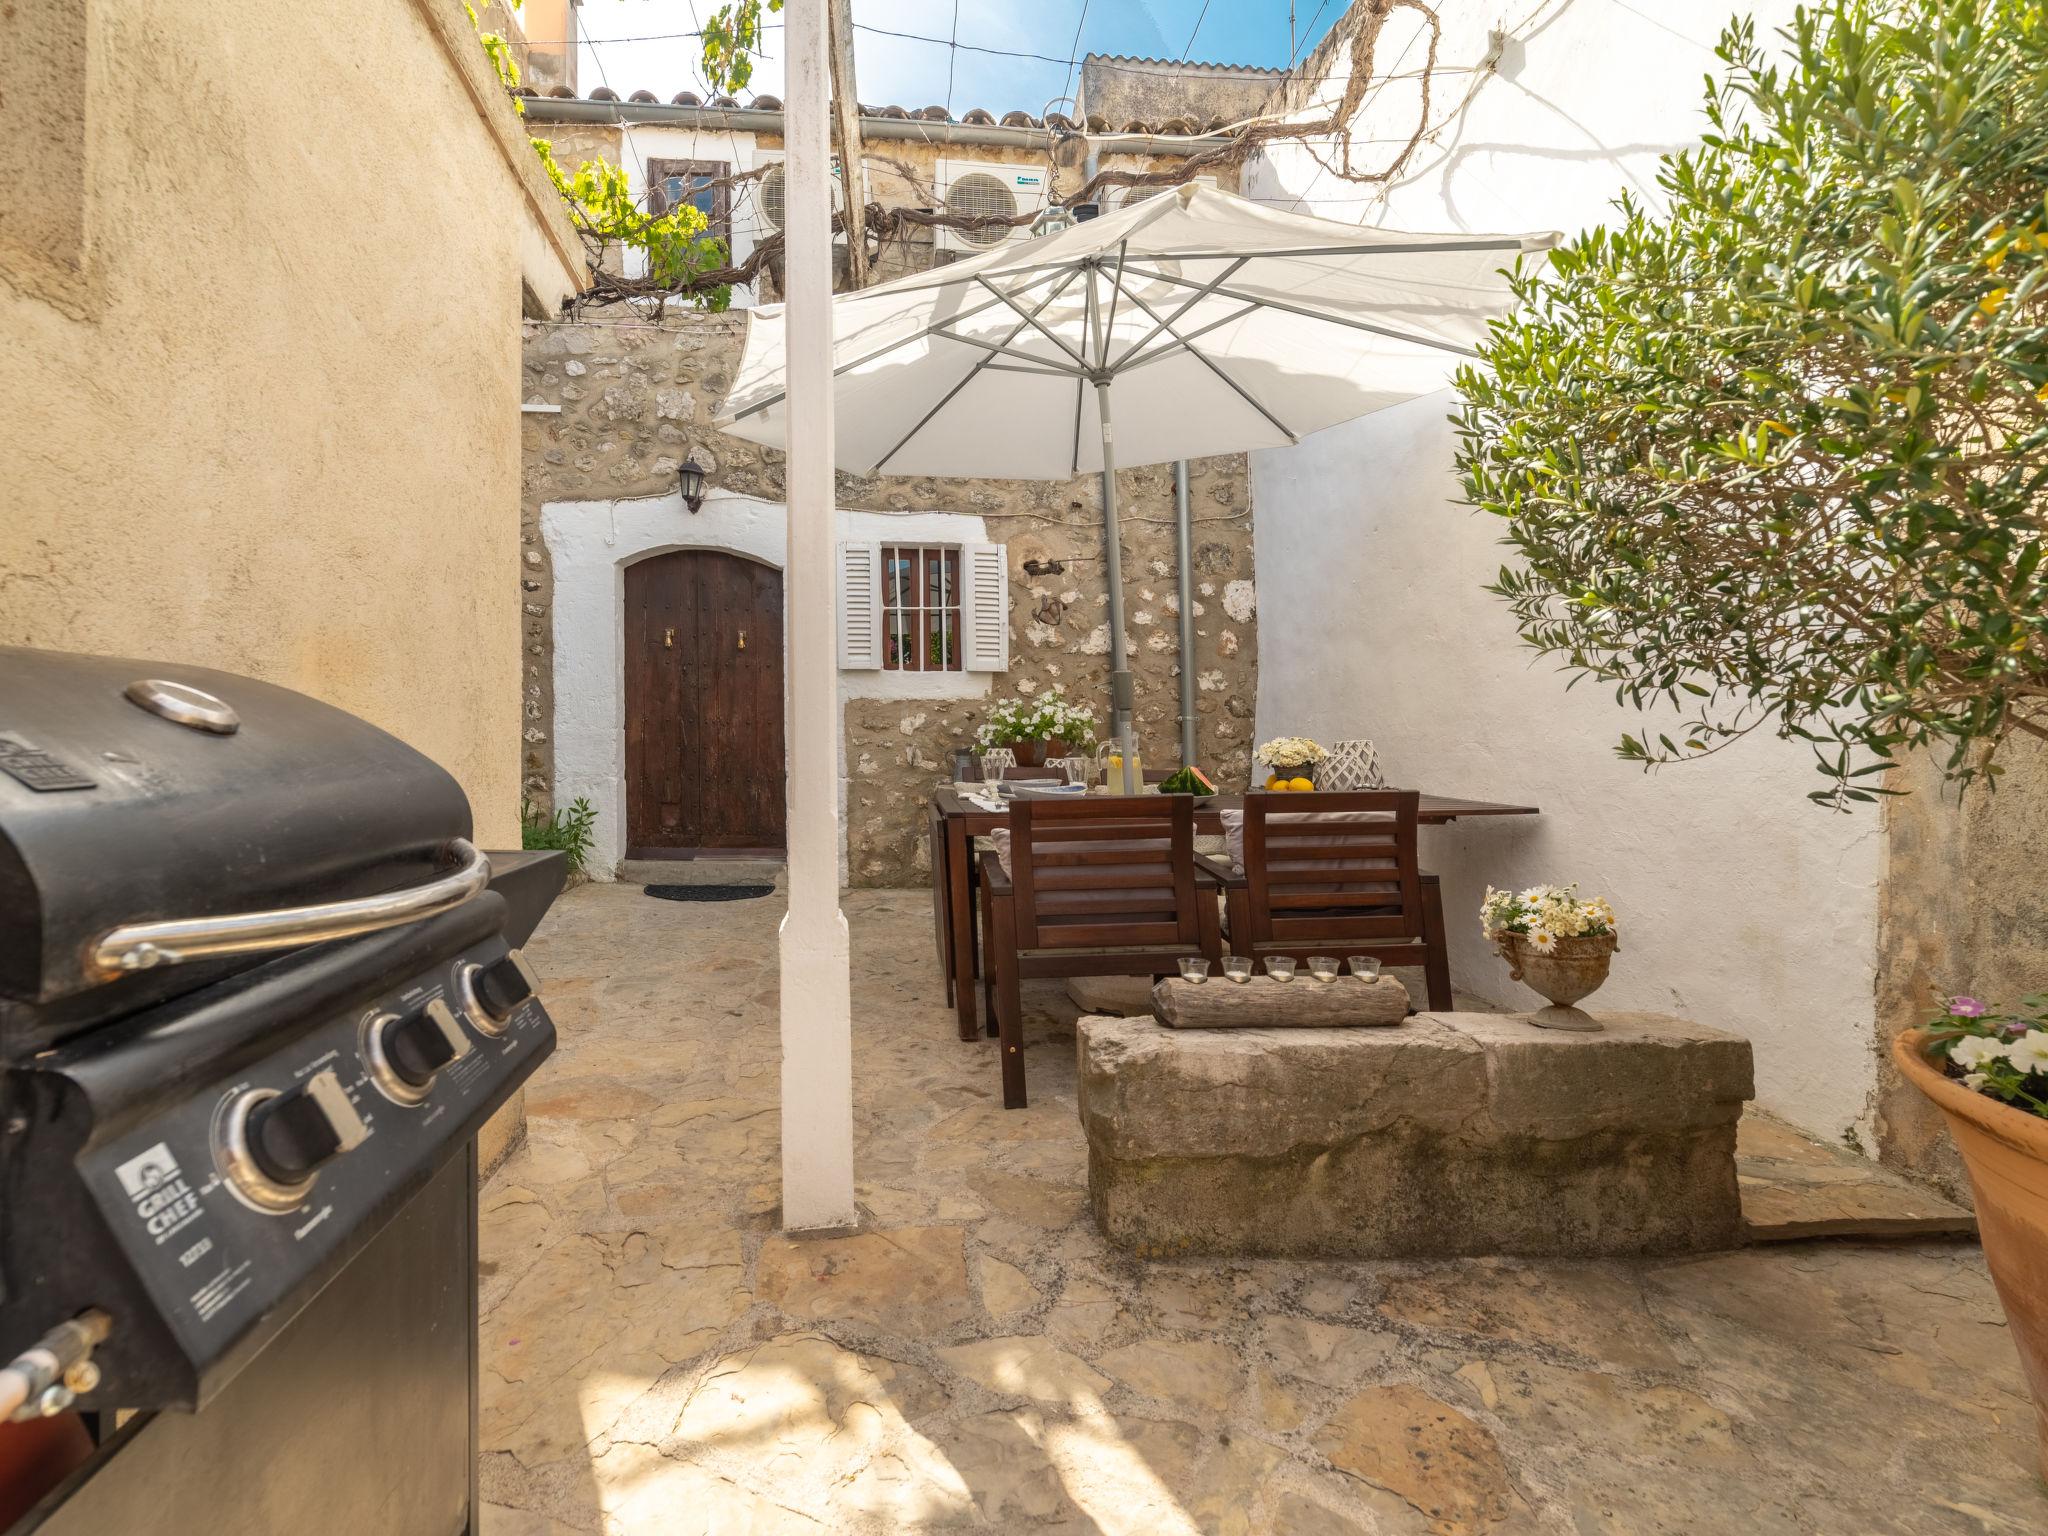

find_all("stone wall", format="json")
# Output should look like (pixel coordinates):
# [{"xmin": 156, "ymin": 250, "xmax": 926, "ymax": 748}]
[
  {"xmin": 1873, "ymin": 734, "xmax": 2048, "ymax": 1204},
  {"xmin": 520, "ymin": 314, "xmax": 1257, "ymax": 887},
  {"xmin": 1077, "ymin": 56, "xmax": 1286, "ymax": 130}
]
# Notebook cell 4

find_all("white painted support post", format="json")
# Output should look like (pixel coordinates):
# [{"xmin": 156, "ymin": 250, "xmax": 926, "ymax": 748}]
[{"xmin": 779, "ymin": 0, "xmax": 856, "ymax": 1233}]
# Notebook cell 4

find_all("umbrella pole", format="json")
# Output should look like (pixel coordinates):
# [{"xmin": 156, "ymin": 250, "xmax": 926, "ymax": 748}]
[
  {"xmin": 1174, "ymin": 459, "xmax": 1197, "ymax": 768},
  {"xmin": 1093, "ymin": 378, "xmax": 1135, "ymax": 742}
]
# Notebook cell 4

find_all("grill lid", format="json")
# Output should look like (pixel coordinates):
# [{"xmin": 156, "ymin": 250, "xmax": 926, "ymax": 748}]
[{"xmin": 0, "ymin": 647, "xmax": 474, "ymax": 1008}]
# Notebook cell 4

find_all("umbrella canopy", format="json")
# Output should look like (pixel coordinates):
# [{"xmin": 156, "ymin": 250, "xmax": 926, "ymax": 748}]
[{"xmin": 716, "ymin": 182, "xmax": 1555, "ymax": 479}]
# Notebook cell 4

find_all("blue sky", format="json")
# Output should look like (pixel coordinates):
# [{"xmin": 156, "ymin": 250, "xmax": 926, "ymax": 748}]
[{"xmin": 569, "ymin": 2, "xmax": 1346, "ymax": 117}]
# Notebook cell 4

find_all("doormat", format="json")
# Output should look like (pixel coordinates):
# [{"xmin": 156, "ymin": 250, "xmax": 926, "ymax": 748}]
[{"xmin": 643, "ymin": 884, "xmax": 776, "ymax": 902}]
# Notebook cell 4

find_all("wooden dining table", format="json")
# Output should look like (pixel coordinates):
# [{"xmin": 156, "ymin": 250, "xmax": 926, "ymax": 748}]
[{"xmin": 926, "ymin": 786, "xmax": 1540, "ymax": 1040}]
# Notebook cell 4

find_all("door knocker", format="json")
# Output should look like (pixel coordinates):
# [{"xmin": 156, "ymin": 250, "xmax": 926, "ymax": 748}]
[
  {"xmin": 737, "ymin": 630, "xmax": 747, "ymax": 650},
  {"xmin": 663, "ymin": 627, "xmax": 675, "ymax": 648}
]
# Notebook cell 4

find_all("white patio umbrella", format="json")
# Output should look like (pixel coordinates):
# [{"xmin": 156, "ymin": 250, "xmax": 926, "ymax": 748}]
[{"xmin": 716, "ymin": 183, "xmax": 1554, "ymax": 731}]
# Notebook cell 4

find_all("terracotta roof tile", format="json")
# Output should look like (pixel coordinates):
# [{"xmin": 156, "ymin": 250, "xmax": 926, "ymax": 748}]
[
  {"xmin": 523, "ymin": 89, "xmax": 1223, "ymax": 138},
  {"xmin": 1082, "ymin": 53, "xmax": 1286, "ymax": 76}
]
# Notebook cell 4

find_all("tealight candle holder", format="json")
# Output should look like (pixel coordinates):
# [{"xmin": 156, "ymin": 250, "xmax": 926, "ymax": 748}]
[
  {"xmin": 1265, "ymin": 957, "xmax": 1298, "ymax": 982},
  {"xmin": 1222, "ymin": 955, "xmax": 1253, "ymax": 984},
  {"xmin": 1177, "ymin": 957, "xmax": 1211, "ymax": 984},
  {"xmin": 1348, "ymin": 956, "xmax": 1382, "ymax": 981},
  {"xmin": 1307, "ymin": 956, "xmax": 1340, "ymax": 982}
]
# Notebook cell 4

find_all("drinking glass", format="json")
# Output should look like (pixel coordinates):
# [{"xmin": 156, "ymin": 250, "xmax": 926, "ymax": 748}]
[
  {"xmin": 979, "ymin": 748, "xmax": 1015, "ymax": 783},
  {"xmin": 1056, "ymin": 755, "xmax": 1095, "ymax": 788},
  {"xmin": 1222, "ymin": 955, "xmax": 1253, "ymax": 984},
  {"xmin": 1307, "ymin": 956, "xmax": 1341, "ymax": 983},
  {"xmin": 1177, "ymin": 957, "xmax": 1211, "ymax": 984},
  {"xmin": 1347, "ymin": 956, "xmax": 1382, "ymax": 981},
  {"xmin": 1265, "ymin": 957, "xmax": 1298, "ymax": 982}
]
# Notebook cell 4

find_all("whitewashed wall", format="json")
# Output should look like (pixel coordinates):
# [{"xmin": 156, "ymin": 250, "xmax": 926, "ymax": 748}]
[{"xmin": 1245, "ymin": 0, "xmax": 1882, "ymax": 1143}]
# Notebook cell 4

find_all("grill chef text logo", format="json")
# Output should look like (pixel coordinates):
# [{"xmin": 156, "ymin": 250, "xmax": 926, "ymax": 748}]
[{"xmin": 115, "ymin": 1142, "xmax": 203, "ymax": 1243}]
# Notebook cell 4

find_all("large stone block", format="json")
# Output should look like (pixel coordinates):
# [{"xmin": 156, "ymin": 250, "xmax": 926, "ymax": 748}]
[{"xmin": 1077, "ymin": 1011, "xmax": 1754, "ymax": 1259}]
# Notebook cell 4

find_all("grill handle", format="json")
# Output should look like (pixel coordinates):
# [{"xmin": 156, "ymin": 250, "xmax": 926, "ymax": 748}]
[{"xmin": 91, "ymin": 840, "xmax": 493, "ymax": 976}]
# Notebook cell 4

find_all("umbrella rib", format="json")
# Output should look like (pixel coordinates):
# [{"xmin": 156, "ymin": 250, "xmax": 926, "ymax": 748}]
[
  {"xmin": 927, "ymin": 326, "xmax": 1088, "ymax": 374},
  {"xmin": 1099, "ymin": 241, "xmax": 1130, "ymax": 370},
  {"xmin": 1115, "ymin": 301, "xmax": 1261, "ymax": 373},
  {"xmin": 1107, "ymin": 255, "xmax": 1250, "ymax": 372},
  {"xmin": 1113, "ymin": 280, "xmax": 1300, "ymax": 444},
  {"xmin": 1137, "ymin": 238, "xmax": 1535, "ymax": 261},
  {"xmin": 726, "ymin": 266, "xmax": 1070, "ymax": 422},
  {"xmin": 869, "ymin": 266, "xmax": 1086, "ymax": 474},
  {"xmin": 972, "ymin": 275, "xmax": 1090, "ymax": 371},
  {"xmin": 1119, "ymin": 265, "xmax": 1481, "ymax": 357}
]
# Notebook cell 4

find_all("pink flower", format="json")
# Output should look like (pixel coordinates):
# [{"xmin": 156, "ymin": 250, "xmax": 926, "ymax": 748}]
[{"xmin": 1950, "ymin": 996, "xmax": 1987, "ymax": 1017}]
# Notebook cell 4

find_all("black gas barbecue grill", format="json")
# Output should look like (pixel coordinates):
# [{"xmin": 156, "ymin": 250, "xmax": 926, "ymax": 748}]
[{"xmin": 0, "ymin": 648, "xmax": 562, "ymax": 1536}]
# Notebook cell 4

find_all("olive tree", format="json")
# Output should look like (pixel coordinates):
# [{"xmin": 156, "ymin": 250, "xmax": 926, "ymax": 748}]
[{"xmin": 1453, "ymin": 0, "xmax": 2047, "ymax": 807}]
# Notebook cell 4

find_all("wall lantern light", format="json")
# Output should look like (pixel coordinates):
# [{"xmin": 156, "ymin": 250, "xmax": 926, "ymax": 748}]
[{"xmin": 678, "ymin": 457, "xmax": 707, "ymax": 513}]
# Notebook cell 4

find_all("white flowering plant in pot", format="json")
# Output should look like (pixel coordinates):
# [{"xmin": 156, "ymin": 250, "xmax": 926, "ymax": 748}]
[
  {"xmin": 1924, "ymin": 993, "xmax": 2048, "ymax": 1119},
  {"xmin": 972, "ymin": 687, "xmax": 1097, "ymax": 762}
]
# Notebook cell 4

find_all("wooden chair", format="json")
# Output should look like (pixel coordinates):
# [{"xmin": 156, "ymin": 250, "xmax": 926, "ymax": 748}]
[
  {"xmin": 1205, "ymin": 790, "xmax": 1452, "ymax": 1011},
  {"xmin": 978, "ymin": 795, "xmax": 1222, "ymax": 1108}
]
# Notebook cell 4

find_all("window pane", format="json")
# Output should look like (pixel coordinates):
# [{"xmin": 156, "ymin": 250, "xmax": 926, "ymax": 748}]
[
  {"xmin": 935, "ymin": 610, "xmax": 961, "ymax": 671},
  {"xmin": 883, "ymin": 549, "xmax": 910, "ymax": 608}
]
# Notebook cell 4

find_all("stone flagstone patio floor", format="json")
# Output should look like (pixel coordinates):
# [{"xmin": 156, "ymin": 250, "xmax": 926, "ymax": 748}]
[{"xmin": 479, "ymin": 883, "xmax": 2048, "ymax": 1535}]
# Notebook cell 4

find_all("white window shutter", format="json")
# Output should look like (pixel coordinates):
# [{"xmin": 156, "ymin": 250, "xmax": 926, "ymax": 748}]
[
  {"xmin": 838, "ymin": 540, "xmax": 883, "ymax": 669},
  {"xmin": 960, "ymin": 541, "xmax": 1010, "ymax": 672}
]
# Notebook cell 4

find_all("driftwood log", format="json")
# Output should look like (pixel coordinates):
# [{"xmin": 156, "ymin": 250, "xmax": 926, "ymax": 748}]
[{"xmin": 1151, "ymin": 975, "xmax": 1410, "ymax": 1029}]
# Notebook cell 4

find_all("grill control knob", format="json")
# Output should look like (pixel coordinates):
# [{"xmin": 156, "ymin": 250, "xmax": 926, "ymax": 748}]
[
  {"xmin": 366, "ymin": 998, "xmax": 471, "ymax": 1104},
  {"xmin": 460, "ymin": 950, "xmax": 540, "ymax": 1036},
  {"xmin": 474, "ymin": 951, "xmax": 538, "ymax": 1020},
  {"xmin": 222, "ymin": 1070, "xmax": 368, "ymax": 1211}
]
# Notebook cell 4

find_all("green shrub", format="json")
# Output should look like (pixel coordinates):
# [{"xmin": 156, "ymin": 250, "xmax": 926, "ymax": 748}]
[
  {"xmin": 1454, "ymin": 0, "xmax": 2048, "ymax": 808},
  {"xmin": 522, "ymin": 796, "xmax": 598, "ymax": 877}
]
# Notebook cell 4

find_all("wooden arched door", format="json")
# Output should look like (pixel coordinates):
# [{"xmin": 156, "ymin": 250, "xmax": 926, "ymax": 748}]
[{"xmin": 624, "ymin": 549, "xmax": 786, "ymax": 856}]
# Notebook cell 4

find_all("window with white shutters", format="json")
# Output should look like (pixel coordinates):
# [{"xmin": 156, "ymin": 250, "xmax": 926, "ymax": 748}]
[{"xmin": 838, "ymin": 539, "xmax": 1006, "ymax": 673}]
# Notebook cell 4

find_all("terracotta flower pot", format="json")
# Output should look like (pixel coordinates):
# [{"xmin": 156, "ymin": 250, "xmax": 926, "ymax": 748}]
[
  {"xmin": 1492, "ymin": 929, "xmax": 1617, "ymax": 1032},
  {"xmin": 1010, "ymin": 737, "xmax": 1068, "ymax": 768},
  {"xmin": 1893, "ymin": 1028, "xmax": 2048, "ymax": 1477}
]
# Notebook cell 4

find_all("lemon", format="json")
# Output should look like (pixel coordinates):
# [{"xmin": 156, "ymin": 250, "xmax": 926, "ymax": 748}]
[
  {"xmin": 1264, "ymin": 774, "xmax": 1282, "ymax": 790},
  {"xmin": 1286, "ymin": 776, "xmax": 1315, "ymax": 792}
]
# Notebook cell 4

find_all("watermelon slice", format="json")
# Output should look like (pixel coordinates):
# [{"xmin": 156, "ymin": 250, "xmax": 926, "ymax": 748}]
[{"xmin": 1189, "ymin": 766, "xmax": 1217, "ymax": 793}]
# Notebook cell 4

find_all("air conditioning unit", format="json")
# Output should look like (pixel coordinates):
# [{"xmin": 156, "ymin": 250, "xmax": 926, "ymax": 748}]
[
  {"xmin": 934, "ymin": 160, "xmax": 1049, "ymax": 255},
  {"xmin": 745, "ymin": 153, "xmax": 853, "ymax": 243},
  {"xmin": 1102, "ymin": 174, "xmax": 1221, "ymax": 213}
]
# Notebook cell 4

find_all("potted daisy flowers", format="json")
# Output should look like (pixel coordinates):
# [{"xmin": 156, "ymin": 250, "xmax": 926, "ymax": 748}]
[
  {"xmin": 1481, "ymin": 883, "xmax": 1619, "ymax": 1032},
  {"xmin": 1893, "ymin": 991, "xmax": 2048, "ymax": 1473}
]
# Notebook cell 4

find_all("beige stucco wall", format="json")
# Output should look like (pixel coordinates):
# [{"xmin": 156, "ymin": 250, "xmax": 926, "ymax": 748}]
[
  {"xmin": 0, "ymin": 0, "xmax": 580, "ymax": 845},
  {"xmin": 1873, "ymin": 734, "xmax": 2048, "ymax": 1202}
]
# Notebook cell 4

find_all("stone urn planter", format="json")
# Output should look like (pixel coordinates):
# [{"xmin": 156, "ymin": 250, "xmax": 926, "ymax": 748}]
[
  {"xmin": 1009, "ymin": 736, "xmax": 1069, "ymax": 768},
  {"xmin": 1491, "ymin": 930, "xmax": 1618, "ymax": 1032},
  {"xmin": 1893, "ymin": 1029, "xmax": 2048, "ymax": 1476}
]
